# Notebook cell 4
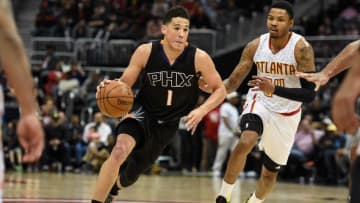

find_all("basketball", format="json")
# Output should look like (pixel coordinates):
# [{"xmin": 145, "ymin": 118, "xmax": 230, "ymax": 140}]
[{"xmin": 96, "ymin": 80, "xmax": 134, "ymax": 118}]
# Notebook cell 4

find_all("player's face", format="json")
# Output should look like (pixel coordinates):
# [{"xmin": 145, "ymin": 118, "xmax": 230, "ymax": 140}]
[
  {"xmin": 162, "ymin": 17, "xmax": 190, "ymax": 51},
  {"xmin": 267, "ymin": 8, "xmax": 293, "ymax": 39}
]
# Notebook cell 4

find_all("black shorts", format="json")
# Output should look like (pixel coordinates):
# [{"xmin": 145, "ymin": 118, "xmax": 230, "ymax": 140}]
[{"xmin": 115, "ymin": 110, "xmax": 179, "ymax": 187}]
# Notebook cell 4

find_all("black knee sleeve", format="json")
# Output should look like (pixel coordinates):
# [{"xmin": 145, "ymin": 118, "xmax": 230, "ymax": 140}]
[
  {"xmin": 350, "ymin": 156, "xmax": 360, "ymax": 203},
  {"xmin": 239, "ymin": 113, "xmax": 263, "ymax": 135},
  {"xmin": 120, "ymin": 169, "xmax": 140, "ymax": 187},
  {"xmin": 263, "ymin": 152, "xmax": 282, "ymax": 172},
  {"xmin": 115, "ymin": 118, "xmax": 144, "ymax": 149}
]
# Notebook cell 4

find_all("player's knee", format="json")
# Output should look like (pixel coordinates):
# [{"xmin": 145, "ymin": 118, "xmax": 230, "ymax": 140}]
[
  {"xmin": 260, "ymin": 170, "xmax": 277, "ymax": 185},
  {"xmin": 239, "ymin": 113, "xmax": 263, "ymax": 135},
  {"xmin": 263, "ymin": 153, "xmax": 282, "ymax": 173},
  {"xmin": 236, "ymin": 132, "xmax": 258, "ymax": 154},
  {"xmin": 111, "ymin": 135, "xmax": 135, "ymax": 162}
]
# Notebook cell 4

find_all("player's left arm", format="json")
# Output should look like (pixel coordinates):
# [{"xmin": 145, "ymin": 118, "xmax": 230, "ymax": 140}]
[
  {"xmin": 270, "ymin": 39, "xmax": 317, "ymax": 103},
  {"xmin": 195, "ymin": 49, "xmax": 226, "ymax": 114},
  {"xmin": 184, "ymin": 49, "xmax": 226, "ymax": 134}
]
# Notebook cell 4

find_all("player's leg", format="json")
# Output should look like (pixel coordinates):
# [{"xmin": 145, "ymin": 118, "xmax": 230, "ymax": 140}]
[
  {"xmin": 244, "ymin": 155, "xmax": 280, "ymax": 203},
  {"xmin": 91, "ymin": 118, "xmax": 141, "ymax": 203},
  {"xmin": 243, "ymin": 108, "xmax": 301, "ymax": 203},
  {"xmin": 105, "ymin": 121, "xmax": 179, "ymax": 203},
  {"xmin": 350, "ymin": 143, "xmax": 360, "ymax": 203},
  {"xmin": 216, "ymin": 113, "xmax": 263, "ymax": 203}
]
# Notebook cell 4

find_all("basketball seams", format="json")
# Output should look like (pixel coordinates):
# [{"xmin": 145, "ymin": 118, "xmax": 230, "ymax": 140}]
[
  {"xmin": 96, "ymin": 81, "xmax": 134, "ymax": 118},
  {"xmin": 100, "ymin": 85, "xmax": 110, "ymax": 116}
]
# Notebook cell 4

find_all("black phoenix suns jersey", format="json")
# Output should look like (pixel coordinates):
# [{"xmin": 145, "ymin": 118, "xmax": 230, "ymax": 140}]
[{"xmin": 136, "ymin": 40, "xmax": 200, "ymax": 122}]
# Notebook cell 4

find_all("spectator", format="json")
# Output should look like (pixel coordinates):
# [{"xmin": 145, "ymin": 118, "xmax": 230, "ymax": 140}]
[
  {"xmin": 151, "ymin": 0, "xmax": 169, "ymax": 17},
  {"xmin": 212, "ymin": 92, "xmax": 239, "ymax": 177},
  {"xmin": 42, "ymin": 111, "xmax": 71, "ymax": 172},
  {"xmin": 72, "ymin": 19, "xmax": 90, "ymax": 38},
  {"xmin": 2, "ymin": 120, "xmax": 22, "ymax": 172},
  {"xmin": 82, "ymin": 112, "xmax": 113, "ymax": 172},
  {"xmin": 82, "ymin": 126, "xmax": 109, "ymax": 172},
  {"xmin": 142, "ymin": 17, "xmax": 163, "ymax": 41},
  {"xmin": 82, "ymin": 112, "xmax": 112, "ymax": 146},
  {"xmin": 200, "ymin": 105, "xmax": 220, "ymax": 172},
  {"xmin": 315, "ymin": 123, "xmax": 347, "ymax": 185},
  {"xmin": 64, "ymin": 114, "xmax": 85, "ymax": 171},
  {"xmin": 281, "ymin": 114, "xmax": 324, "ymax": 181}
]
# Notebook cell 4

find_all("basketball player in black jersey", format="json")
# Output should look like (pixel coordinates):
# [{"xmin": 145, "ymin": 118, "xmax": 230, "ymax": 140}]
[
  {"xmin": 0, "ymin": 0, "xmax": 44, "ymax": 198},
  {"xmin": 91, "ymin": 6, "xmax": 226, "ymax": 203},
  {"xmin": 297, "ymin": 39, "xmax": 360, "ymax": 203}
]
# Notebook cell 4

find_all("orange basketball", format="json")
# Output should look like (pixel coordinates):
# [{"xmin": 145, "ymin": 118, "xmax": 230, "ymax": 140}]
[{"xmin": 96, "ymin": 80, "xmax": 134, "ymax": 118}]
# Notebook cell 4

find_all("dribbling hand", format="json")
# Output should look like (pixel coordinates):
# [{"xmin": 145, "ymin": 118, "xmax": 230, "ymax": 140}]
[{"xmin": 96, "ymin": 79, "xmax": 112, "ymax": 98}]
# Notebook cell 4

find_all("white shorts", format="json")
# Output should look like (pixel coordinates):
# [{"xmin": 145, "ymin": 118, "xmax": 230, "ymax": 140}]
[{"xmin": 242, "ymin": 98, "xmax": 301, "ymax": 165}]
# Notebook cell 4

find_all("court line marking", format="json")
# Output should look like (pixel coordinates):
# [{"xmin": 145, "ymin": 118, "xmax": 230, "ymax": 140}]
[{"xmin": 3, "ymin": 198, "xmax": 202, "ymax": 203}]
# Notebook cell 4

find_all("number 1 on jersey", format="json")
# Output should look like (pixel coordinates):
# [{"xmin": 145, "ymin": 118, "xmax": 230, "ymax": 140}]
[{"xmin": 166, "ymin": 89, "xmax": 173, "ymax": 106}]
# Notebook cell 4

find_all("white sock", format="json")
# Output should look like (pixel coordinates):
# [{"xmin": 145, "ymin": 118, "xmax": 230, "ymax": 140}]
[
  {"xmin": 248, "ymin": 192, "xmax": 264, "ymax": 203},
  {"xmin": 219, "ymin": 180, "xmax": 235, "ymax": 201}
]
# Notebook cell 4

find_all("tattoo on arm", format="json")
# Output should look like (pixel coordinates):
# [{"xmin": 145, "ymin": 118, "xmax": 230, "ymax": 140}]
[
  {"xmin": 226, "ymin": 43, "xmax": 254, "ymax": 92},
  {"xmin": 297, "ymin": 41, "xmax": 315, "ymax": 72}
]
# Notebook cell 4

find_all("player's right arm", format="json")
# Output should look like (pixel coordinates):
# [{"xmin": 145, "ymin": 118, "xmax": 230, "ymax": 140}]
[
  {"xmin": 0, "ymin": 0, "xmax": 44, "ymax": 162},
  {"xmin": 223, "ymin": 38, "xmax": 259, "ymax": 93},
  {"xmin": 97, "ymin": 43, "xmax": 151, "ymax": 91},
  {"xmin": 119, "ymin": 43, "xmax": 151, "ymax": 87},
  {"xmin": 296, "ymin": 39, "xmax": 360, "ymax": 90},
  {"xmin": 0, "ymin": 0, "xmax": 38, "ymax": 115}
]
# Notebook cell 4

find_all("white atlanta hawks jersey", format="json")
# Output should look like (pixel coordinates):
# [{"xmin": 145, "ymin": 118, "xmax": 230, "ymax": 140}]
[{"xmin": 253, "ymin": 32, "xmax": 303, "ymax": 113}]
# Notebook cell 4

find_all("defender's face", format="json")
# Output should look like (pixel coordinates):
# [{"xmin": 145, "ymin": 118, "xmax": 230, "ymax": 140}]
[
  {"xmin": 162, "ymin": 17, "xmax": 190, "ymax": 51},
  {"xmin": 267, "ymin": 8, "xmax": 293, "ymax": 38}
]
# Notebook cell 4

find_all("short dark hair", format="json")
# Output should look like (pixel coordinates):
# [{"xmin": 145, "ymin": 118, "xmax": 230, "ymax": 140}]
[
  {"xmin": 269, "ymin": 0, "xmax": 294, "ymax": 19},
  {"xmin": 163, "ymin": 6, "xmax": 190, "ymax": 24}
]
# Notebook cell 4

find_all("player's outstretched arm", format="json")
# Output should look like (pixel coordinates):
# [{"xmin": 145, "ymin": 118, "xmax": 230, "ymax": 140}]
[
  {"xmin": 0, "ymin": 0, "xmax": 44, "ymax": 162},
  {"xmin": 331, "ymin": 51, "xmax": 360, "ymax": 134},
  {"xmin": 296, "ymin": 39, "xmax": 360, "ymax": 90},
  {"xmin": 184, "ymin": 49, "xmax": 226, "ymax": 135},
  {"xmin": 223, "ymin": 38, "xmax": 259, "ymax": 93}
]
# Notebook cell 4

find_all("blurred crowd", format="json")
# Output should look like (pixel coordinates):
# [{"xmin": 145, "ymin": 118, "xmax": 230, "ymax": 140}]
[
  {"xmin": 298, "ymin": 0, "xmax": 360, "ymax": 36},
  {"xmin": 33, "ymin": 0, "xmax": 273, "ymax": 40}
]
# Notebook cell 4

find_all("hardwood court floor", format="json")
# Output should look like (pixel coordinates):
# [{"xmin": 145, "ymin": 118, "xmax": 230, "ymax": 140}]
[{"xmin": 4, "ymin": 172, "xmax": 348, "ymax": 203}]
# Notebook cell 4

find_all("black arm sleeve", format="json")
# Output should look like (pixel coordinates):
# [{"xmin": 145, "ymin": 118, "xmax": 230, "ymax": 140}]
[{"xmin": 273, "ymin": 78, "xmax": 316, "ymax": 103}]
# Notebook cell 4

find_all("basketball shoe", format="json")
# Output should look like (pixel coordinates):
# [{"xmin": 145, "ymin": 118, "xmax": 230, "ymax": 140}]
[
  {"xmin": 215, "ymin": 195, "xmax": 228, "ymax": 203},
  {"xmin": 104, "ymin": 194, "xmax": 115, "ymax": 203},
  {"xmin": 104, "ymin": 184, "xmax": 120, "ymax": 203},
  {"xmin": 243, "ymin": 194, "xmax": 251, "ymax": 203}
]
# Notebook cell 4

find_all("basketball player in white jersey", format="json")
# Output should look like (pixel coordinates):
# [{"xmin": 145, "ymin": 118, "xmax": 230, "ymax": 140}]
[
  {"xmin": 215, "ymin": 1, "xmax": 317, "ymax": 203},
  {"xmin": 0, "ymin": 0, "xmax": 44, "ymax": 200},
  {"xmin": 297, "ymin": 39, "xmax": 360, "ymax": 203}
]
